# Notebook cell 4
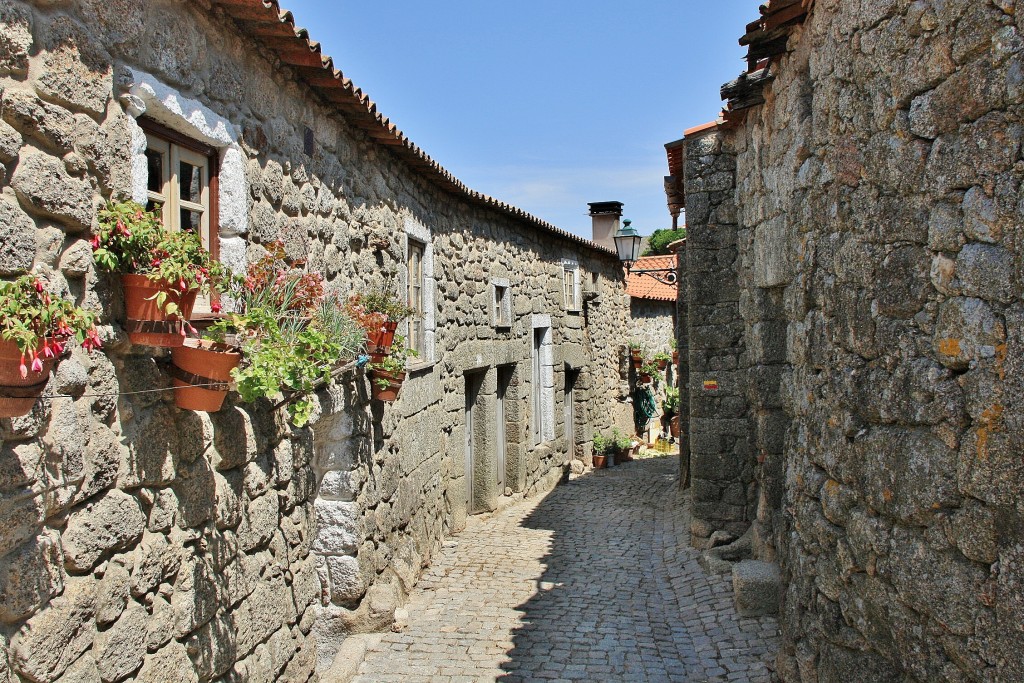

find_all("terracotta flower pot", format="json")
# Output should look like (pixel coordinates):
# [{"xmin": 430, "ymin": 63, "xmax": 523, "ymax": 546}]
[
  {"xmin": 593, "ymin": 453, "xmax": 607, "ymax": 469},
  {"xmin": 170, "ymin": 339, "xmax": 241, "ymax": 412},
  {"xmin": 671, "ymin": 415, "xmax": 680, "ymax": 438},
  {"xmin": 639, "ymin": 372, "xmax": 652, "ymax": 384},
  {"xmin": 370, "ymin": 368, "xmax": 406, "ymax": 402},
  {"xmin": 631, "ymin": 356, "xmax": 643, "ymax": 370},
  {"xmin": 672, "ymin": 350, "xmax": 679, "ymax": 364},
  {"xmin": 367, "ymin": 321, "xmax": 399, "ymax": 356},
  {"xmin": 616, "ymin": 447, "xmax": 632, "ymax": 464},
  {"xmin": 0, "ymin": 339, "xmax": 56, "ymax": 418},
  {"xmin": 657, "ymin": 359, "xmax": 668, "ymax": 371},
  {"xmin": 122, "ymin": 274, "xmax": 198, "ymax": 347}
]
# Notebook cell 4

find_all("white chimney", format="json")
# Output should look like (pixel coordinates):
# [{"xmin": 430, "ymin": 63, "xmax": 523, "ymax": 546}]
[{"xmin": 587, "ymin": 201, "xmax": 623, "ymax": 251}]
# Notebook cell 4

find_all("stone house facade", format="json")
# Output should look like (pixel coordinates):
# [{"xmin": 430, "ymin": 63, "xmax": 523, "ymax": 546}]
[
  {"xmin": 672, "ymin": 1, "xmax": 1024, "ymax": 681},
  {"xmin": 0, "ymin": 1, "xmax": 639, "ymax": 681}
]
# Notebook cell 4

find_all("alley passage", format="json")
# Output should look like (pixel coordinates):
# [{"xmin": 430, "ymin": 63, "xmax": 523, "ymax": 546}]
[{"xmin": 351, "ymin": 456, "xmax": 779, "ymax": 682}]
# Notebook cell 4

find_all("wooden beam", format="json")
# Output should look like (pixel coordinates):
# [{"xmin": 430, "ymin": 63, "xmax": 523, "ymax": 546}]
[{"xmin": 278, "ymin": 50, "xmax": 325, "ymax": 69}]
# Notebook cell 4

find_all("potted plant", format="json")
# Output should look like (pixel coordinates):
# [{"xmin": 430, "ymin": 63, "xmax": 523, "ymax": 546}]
[
  {"xmin": 0, "ymin": 274, "xmax": 102, "ymax": 417},
  {"xmin": 91, "ymin": 201, "xmax": 223, "ymax": 347},
  {"xmin": 592, "ymin": 434, "xmax": 610, "ymax": 469},
  {"xmin": 369, "ymin": 334, "xmax": 417, "ymax": 402},
  {"xmin": 653, "ymin": 351, "xmax": 671, "ymax": 371},
  {"xmin": 627, "ymin": 340, "xmax": 644, "ymax": 369},
  {"xmin": 612, "ymin": 428, "xmax": 633, "ymax": 464},
  {"xmin": 638, "ymin": 360, "xmax": 659, "ymax": 385},
  {"xmin": 347, "ymin": 276, "xmax": 413, "ymax": 362},
  {"xmin": 670, "ymin": 337, "xmax": 679, "ymax": 365},
  {"xmin": 662, "ymin": 387, "xmax": 681, "ymax": 438},
  {"xmin": 204, "ymin": 247, "xmax": 362, "ymax": 424}
]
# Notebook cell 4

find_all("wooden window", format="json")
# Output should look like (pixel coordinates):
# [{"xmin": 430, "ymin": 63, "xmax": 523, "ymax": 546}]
[
  {"xmin": 562, "ymin": 260, "xmax": 580, "ymax": 311},
  {"xmin": 407, "ymin": 240, "xmax": 425, "ymax": 355},
  {"xmin": 141, "ymin": 118, "xmax": 219, "ymax": 311}
]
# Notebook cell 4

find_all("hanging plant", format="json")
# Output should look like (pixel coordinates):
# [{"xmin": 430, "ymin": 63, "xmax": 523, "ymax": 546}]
[
  {"xmin": 369, "ymin": 334, "xmax": 417, "ymax": 402},
  {"xmin": 0, "ymin": 274, "xmax": 102, "ymax": 417},
  {"xmin": 347, "ymin": 275, "xmax": 414, "ymax": 359},
  {"xmin": 206, "ymin": 250, "xmax": 361, "ymax": 426},
  {"xmin": 91, "ymin": 201, "xmax": 223, "ymax": 346}
]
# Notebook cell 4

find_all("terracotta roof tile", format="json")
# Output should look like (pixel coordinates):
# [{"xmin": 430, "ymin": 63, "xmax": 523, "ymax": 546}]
[
  {"xmin": 626, "ymin": 254, "xmax": 678, "ymax": 302},
  {"xmin": 210, "ymin": 1, "xmax": 613, "ymax": 256}
]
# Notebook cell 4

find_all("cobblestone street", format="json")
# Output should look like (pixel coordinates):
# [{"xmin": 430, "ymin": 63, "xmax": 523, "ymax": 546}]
[{"xmin": 351, "ymin": 456, "xmax": 779, "ymax": 682}]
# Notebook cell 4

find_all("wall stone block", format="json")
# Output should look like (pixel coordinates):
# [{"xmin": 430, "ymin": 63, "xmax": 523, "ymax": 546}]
[
  {"xmin": 10, "ymin": 579, "xmax": 95, "ymax": 682},
  {"xmin": 62, "ymin": 490, "xmax": 145, "ymax": 573}
]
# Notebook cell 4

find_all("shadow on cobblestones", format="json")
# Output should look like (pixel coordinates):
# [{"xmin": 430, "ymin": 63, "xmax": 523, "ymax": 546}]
[
  {"xmin": 351, "ymin": 456, "xmax": 777, "ymax": 683},
  {"xmin": 496, "ymin": 457, "xmax": 778, "ymax": 682}
]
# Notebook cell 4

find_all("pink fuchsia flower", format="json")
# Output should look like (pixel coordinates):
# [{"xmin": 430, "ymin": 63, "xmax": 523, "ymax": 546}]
[
  {"xmin": 90, "ymin": 234, "xmax": 101, "ymax": 250},
  {"xmin": 211, "ymin": 302, "xmax": 222, "ymax": 313},
  {"xmin": 18, "ymin": 353, "xmax": 27, "ymax": 379},
  {"xmin": 34, "ymin": 279, "xmax": 44, "ymax": 293},
  {"xmin": 31, "ymin": 356, "xmax": 43, "ymax": 374}
]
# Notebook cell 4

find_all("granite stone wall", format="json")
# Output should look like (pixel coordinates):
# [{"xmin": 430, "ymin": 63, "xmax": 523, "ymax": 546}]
[
  {"xmin": 683, "ymin": 1, "xmax": 1024, "ymax": 680},
  {"xmin": 0, "ymin": 1, "xmax": 637, "ymax": 680}
]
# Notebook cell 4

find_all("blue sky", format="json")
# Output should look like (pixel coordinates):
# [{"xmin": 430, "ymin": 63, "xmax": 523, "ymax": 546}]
[{"xmin": 280, "ymin": 1, "xmax": 751, "ymax": 240}]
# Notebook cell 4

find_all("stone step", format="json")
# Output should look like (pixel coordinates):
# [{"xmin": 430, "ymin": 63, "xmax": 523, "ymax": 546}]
[{"xmin": 731, "ymin": 559, "xmax": 781, "ymax": 617}]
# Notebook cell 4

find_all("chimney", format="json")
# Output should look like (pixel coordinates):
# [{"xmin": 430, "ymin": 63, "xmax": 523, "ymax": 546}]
[{"xmin": 587, "ymin": 201, "xmax": 623, "ymax": 251}]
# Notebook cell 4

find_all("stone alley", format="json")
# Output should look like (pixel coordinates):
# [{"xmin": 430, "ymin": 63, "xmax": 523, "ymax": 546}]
[{"xmin": 345, "ymin": 456, "xmax": 779, "ymax": 682}]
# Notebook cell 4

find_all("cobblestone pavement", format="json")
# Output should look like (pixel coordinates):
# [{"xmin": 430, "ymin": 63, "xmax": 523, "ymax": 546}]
[{"xmin": 351, "ymin": 456, "xmax": 779, "ymax": 682}]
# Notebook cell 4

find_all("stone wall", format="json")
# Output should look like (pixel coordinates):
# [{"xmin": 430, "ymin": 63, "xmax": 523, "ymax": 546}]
[
  {"xmin": 681, "ymin": 129, "xmax": 755, "ymax": 545},
  {"xmin": 0, "ymin": 1, "xmax": 638, "ymax": 680},
  {"xmin": 681, "ymin": 1, "xmax": 1024, "ymax": 680}
]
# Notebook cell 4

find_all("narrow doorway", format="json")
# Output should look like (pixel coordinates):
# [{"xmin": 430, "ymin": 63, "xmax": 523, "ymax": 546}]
[
  {"xmin": 496, "ymin": 366, "xmax": 513, "ymax": 493},
  {"xmin": 564, "ymin": 367, "xmax": 579, "ymax": 462},
  {"xmin": 464, "ymin": 371, "xmax": 484, "ymax": 513}
]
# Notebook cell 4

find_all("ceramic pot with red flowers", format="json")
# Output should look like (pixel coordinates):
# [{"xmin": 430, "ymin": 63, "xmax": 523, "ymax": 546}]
[
  {"xmin": 0, "ymin": 339, "xmax": 56, "ymax": 418},
  {"xmin": 122, "ymin": 274, "xmax": 198, "ymax": 347}
]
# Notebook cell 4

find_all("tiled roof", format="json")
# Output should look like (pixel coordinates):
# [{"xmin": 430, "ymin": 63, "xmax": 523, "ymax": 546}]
[
  {"xmin": 626, "ymin": 254, "xmax": 678, "ymax": 302},
  {"xmin": 209, "ymin": 0, "xmax": 613, "ymax": 256}
]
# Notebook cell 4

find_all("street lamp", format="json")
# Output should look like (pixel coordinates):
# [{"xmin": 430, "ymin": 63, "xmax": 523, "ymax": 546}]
[
  {"xmin": 613, "ymin": 219, "xmax": 677, "ymax": 286},
  {"xmin": 613, "ymin": 219, "xmax": 643, "ymax": 267}
]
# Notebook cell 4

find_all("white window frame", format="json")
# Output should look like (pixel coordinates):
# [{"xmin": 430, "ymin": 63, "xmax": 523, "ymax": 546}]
[
  {"xmin": 404, "ymin": 218, "xmax": 436, "ymax": 364},
  {"xmin": 492, "ymin": 277, "xmax": 512, "ymax": 328},
  {"xmin": 562, "ymin": 259, "xmax": 581, "ymax": 311},
  {"xmin": 126, "ymin": 69, "xmax": 248, "ymax": 281},
  {"xmin": 407, "ymin": 239, "xmax": 425, "ymax": 356},
  {"xmin": 531, "ymin": 315, "xmax": 554, "ymax": 445}
]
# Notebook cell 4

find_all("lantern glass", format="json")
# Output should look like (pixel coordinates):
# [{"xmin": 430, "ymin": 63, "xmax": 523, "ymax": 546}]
[{"xmin": 614, "ymin": 220, "xmax": 642, "ymax": 264}]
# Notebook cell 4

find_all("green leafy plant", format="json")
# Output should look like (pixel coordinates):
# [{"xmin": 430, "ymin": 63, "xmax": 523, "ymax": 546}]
[
  {"xmin": 369, "ymin": 334, "xmax": 418, "ymax": 389},
  {"xmin": 0, "ymin": 274, "xmax": 101, "ymax": 374},
  {"xmin": 653, "ymin": 351, "xmax": 672, "ymax": 363},
  {"xmin": 91, "ymin": 201, "xmax": 223, "ymax": 314},
  {"xmin": 207, "ymin": 256, "xmax": 361, "ymax": 426},
  {"xmin": 640, "ymin": 360, "xmax": 660, "ymax": 376},
  {"xmin": 611, "ymin": 428, "xmax": 633, "ymax": 452},
  {"xmin": 640, "ymin": 227, "xmax": 687, "ymax": 256},
  {"xmin": 669, "ymin": 337, "xmax": 677, "ymax": 351},
  {"xmin": 662, "ymin": 386, "xmax": 681, "ymax": 416},
  {"xmin": 627, "ymin": 339, "xmax": 643, "ymax": 351},
  {"xmin": 592, "ymin": 433, "xmax": 611, "ymax": 456},
  {"xmin": 349, "ymin": 275, "xmax": 413, "ymax": 323}
]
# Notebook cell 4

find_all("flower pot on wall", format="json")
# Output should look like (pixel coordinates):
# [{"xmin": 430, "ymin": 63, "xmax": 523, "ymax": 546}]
[
  {"xmin": 367, "ymin": 321, "xmax": 399, "ymax": 356},
  {"xmin": 639, "ymin": 372, "xmax": 652, "ymax": 384},
  {"xmin": 170, "ymin": 339, "xmax": 241, "ymax": 412},
  {"xmin": 671, "ymin": 415, "xmax": 680, "ymax": 438},
  {"xmin": 122, "ymin": 274, "xmax": 198, "ymax": 347},
  {"xmin": 0, "ymin": 339, "xmax": 56, "ymax": 418},
  {"xmin": 370, "ymin": 368, "xmax": 406, "ymax": 402}
]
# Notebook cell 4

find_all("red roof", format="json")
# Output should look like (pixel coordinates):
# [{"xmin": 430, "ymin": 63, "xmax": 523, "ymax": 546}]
[{"xmin": 626, "ymin": 255, "xmax": 678, "ymax": 302}]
